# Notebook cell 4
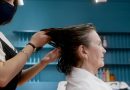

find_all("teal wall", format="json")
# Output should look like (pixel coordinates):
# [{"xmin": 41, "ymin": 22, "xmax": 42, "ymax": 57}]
[{"xmin": 0, "ymin": 0, "xmax": 130, "ymax": 39}]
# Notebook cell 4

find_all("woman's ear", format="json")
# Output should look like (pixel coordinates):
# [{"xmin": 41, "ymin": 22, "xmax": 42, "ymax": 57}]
[
  {"xmin": 77, "ymin": 45, "xmax": 88, "ymax": 68},
  {"xmin": 78, "ymin": 45, "xmax": 88, "ymax": 56}
]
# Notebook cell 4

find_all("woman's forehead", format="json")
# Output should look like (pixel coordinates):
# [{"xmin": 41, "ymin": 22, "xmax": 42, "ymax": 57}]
[{"xmin": 87, "ymin": 30, "xmax": 101, "ymax": 43}]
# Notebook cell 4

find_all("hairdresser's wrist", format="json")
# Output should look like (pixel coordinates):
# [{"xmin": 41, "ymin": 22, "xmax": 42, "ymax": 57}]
[
  {"xmin": 40, "ymin": 60, "xmax": 49, "ymax": 66},
  {"xmin": 27, "ymin": 42, "xmax": 37, "ymax": 52}
]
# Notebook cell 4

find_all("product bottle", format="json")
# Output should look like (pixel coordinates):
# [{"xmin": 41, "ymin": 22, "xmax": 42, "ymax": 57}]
[
  {"xmin": 106, "ymin": 68, "xmax": 110, "ymax": 82},
  {"xmin": 102, "ymin": 69, "xmax": 106, "ymax": 81},
  {"xmin": 103, "ymin": 36, "xmax": 107, "ymax": 48},
  {"xmin": 110, "ymin": 73, "xmax": 116, "ymax": 81}
]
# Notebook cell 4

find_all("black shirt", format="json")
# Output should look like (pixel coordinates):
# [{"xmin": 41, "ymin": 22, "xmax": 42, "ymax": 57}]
[{"xmin": 0, "ymin": 38, "xmax": 21, "ymax": 90}]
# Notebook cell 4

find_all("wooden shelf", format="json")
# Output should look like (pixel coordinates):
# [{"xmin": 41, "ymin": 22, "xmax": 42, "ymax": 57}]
[
  {"xmin": 25, "ymin": 62, "xmax": 58, "ymax": 66},
  {"xmin": 98, "ymin": 32, "xmax": 130, "ymax": 35},
  {"xmin": 13, "ymin": 30, "xmax": 37, "ymax": 33},
  {"xmin": 14, "ymin": 44, "xmax": 54, "ymax": 49},
  {"xmin": 106, "ymin": 48, "xmax": 130, "ymax": 50}
]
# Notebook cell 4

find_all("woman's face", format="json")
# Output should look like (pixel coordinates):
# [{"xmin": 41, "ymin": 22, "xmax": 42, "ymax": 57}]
[{"xmin": 84, "ymin": 30, "xmax": 106, "ymax": 70}]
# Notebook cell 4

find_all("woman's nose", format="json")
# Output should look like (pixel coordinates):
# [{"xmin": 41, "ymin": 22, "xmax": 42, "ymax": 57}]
[{"xmin": 103, "ymin": 47, "xmax": 106, "ymax": 54}]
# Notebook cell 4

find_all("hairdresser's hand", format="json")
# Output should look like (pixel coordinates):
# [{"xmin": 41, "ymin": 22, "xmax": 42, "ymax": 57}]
[
  {"xmin": 40, "ymin": 48, "xmax": 61, "ymax": 64},
  {"xmin": 29, "ymin": 31, "xmax": 51, "ymax": 48}
]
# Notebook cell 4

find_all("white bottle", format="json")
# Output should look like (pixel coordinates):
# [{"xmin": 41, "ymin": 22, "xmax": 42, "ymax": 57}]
[{"xmin": 103, "ymin": 36, "xmax": 107, "ymax": 48}]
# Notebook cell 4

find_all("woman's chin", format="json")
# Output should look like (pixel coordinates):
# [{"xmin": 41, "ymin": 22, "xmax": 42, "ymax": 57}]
[{"xmin": 99, "ymin": 62, "xmax": 104, "ymax": 68}]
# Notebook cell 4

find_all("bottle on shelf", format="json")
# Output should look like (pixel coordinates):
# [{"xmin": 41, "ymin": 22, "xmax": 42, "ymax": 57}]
[
  {"xmin": 102, "ymin": 68, "xmax": 106, "ymax": 81},
  {"xmin": 110, "ymin": 73, "xmax": 116, "ymax": 81},
  {"xmin": 103, "ymin": 36, "xmax": 107, "ymax": 48},
  {"xmin": 106, "ymin": 68, "xmax": 110, "ymax": 82}
]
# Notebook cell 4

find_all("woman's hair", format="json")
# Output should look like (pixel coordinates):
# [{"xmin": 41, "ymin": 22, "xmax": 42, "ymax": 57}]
[{"xmin": 41, "ymin": 23, "xmax": 96, "ymax": 75}]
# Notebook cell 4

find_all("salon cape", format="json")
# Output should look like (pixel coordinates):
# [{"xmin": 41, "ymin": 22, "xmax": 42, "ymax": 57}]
[{"xmin": 66, "ymin": 67, "xmax": 112, "ymax": 90}]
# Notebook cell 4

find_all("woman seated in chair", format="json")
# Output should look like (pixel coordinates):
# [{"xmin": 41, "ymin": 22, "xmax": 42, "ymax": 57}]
[{"xmin": 41, "ymin": 23, "xmax": 112, "ymax": 90}]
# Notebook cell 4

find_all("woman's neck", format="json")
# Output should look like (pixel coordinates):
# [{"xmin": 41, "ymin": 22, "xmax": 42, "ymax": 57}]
[{"xmin": 81, "ymin": 63, "xmax": 98, "ymax": 75}]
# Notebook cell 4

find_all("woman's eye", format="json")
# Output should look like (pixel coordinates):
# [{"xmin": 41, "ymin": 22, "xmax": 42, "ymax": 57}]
[
  {"xmin": 98, "ymin": 43, "xmax": 102, "ymax": 46},
  {"xmin": 98, "ymin": 43, "xmax": 101, "ymax": 45}
]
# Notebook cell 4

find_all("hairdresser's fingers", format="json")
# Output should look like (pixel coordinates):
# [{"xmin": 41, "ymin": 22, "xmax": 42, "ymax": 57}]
[{"xmin": 41, "ymin": 48, "xmax": 61, "ymax": 64}]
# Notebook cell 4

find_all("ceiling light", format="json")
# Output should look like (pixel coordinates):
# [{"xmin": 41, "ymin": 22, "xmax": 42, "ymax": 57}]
[
  {"xmin": 95, "ymin": 0, "xmax": 107, "ymax": 3},
  {"xmin": 18, "ymin": 0, "xmax": 24, "ymax": 6}
]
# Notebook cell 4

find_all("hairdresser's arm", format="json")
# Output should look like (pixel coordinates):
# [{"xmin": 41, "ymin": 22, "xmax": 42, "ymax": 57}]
[
  {"xmin": 17, "ymin": 48, "xmax": 60, "ymax": 86},
  {"xmin": 0, "ymin": 31, "xmax": 50, "ymax": 87}
]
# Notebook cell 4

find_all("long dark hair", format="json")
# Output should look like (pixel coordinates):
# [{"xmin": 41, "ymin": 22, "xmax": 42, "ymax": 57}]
[{"xmin": 41, "ymin": 23, "xmax": 96, "ymax": 75}]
